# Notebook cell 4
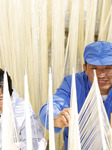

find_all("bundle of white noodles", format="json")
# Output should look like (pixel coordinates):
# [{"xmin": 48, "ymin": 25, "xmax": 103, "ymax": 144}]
[
  {"xmin": 2, "ymin": 70, "xmax": 19, "ymax": 150},
  {"xmin": 68, "ymin": 68, "xmax": 81, "ymax": 150},
  {"xmin": 24, "ymin": 70, "xmax": 33, "ymax": 150},
  {"xmin": 48, "ymin": 68, "xmax": 55, "ymax": 150},
  {"xmin": 79, "ymin": 70, "xmax": 111, "ymax": 149},
  {"xmin": 68, "ymin": 70, "xmax": 112, "ymax": 149},
  {"xmin": 2, "ymin": 70, "xmax": 40, "ymax": 150}
]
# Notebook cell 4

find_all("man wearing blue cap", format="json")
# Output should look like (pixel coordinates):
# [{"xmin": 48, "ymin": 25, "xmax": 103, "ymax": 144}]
[{"xmin": 39, "ymin": 41, "xmax": 112, "ymax": 149}]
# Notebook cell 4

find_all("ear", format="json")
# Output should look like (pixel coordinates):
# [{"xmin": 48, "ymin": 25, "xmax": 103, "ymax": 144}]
[{"xmin": 83, "ymin": 64, "xmax": 87, "ymax": 73}]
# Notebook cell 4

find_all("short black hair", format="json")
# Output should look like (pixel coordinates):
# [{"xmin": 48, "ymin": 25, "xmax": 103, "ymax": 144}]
[{"xmin": 0, "ymin": 69, "xmax": 13, "ymax": 96}]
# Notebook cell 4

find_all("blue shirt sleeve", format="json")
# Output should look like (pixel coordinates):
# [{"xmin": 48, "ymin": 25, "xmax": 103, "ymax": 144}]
[{"xmin": 39, "ymin": 75, "xmax": 72, "ymax": 133}]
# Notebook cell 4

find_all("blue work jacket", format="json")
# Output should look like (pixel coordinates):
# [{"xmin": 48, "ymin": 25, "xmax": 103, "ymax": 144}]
[{"xmin": 39, "ymin": 71, "xmax": 112, "ymax": 150}]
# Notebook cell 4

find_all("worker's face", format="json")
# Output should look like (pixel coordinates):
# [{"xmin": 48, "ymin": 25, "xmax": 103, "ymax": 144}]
[
  {"xmin": 83, "ymin": 63, "xmax": 112, "ymax": 95},
  {"xmin": 0, "ymin": 88, "xmax": 3, "ymax": 112}
]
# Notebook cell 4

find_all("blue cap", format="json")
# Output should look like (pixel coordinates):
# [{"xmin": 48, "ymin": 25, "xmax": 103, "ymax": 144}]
[{"xmin": 84, "ymin": 41, "xmax": 112, "ymax": 65}]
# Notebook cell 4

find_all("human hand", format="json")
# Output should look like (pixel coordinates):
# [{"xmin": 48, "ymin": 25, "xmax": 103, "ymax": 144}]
[{"xmin": 54, "ymin": 108, "xmax": 71, "ymax": 128}]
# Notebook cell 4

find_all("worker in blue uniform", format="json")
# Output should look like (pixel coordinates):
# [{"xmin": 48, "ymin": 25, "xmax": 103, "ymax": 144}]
[{"xmin": 39, "ymin": 41, "xmax": 112, "ymax": 150}]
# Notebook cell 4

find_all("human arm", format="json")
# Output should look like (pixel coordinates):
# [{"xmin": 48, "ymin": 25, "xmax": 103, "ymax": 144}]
[
  {"xmin": 11, "ymin": 89, "xmax": 47, "ymax": 150},
  {"xmin": 18, "ymin": 112, "xmax": 47, "ymax": 150},
  {"xmin": 39, "ymin": 75, "xmax": 72, "ymax": 132}
]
